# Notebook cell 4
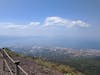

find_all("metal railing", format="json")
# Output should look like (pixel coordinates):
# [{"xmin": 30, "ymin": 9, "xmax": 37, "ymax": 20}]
[{"xmin": 0, "ymin": 48, "xmax": 28, "ymax": 75}]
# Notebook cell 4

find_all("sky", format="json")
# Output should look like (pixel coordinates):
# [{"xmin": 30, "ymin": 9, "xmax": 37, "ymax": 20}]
[{"xmin": 0, "ymin": 0, "xmax": 100, "ymax": 48}]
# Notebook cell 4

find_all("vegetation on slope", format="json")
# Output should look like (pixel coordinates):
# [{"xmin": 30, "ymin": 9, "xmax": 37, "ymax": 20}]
[{"xmin": 48, "ymin": 57, "xmax": 100, "ymax": 75}]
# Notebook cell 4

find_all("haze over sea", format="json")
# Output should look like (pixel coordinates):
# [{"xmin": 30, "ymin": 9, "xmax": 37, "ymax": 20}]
[{"xmin": 0, "ymin": 36, "xmax": 100, "ymax": 50}]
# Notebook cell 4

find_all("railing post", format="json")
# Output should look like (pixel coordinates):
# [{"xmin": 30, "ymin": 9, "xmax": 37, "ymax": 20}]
[{"xmin": 14, "ymin": 61, "xmax": 20, "ymax": 75}]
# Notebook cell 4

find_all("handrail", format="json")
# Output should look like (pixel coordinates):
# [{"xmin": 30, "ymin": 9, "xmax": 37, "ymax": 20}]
[
  {"xmin": 3, "ymin": 49, "xmax": 15, "ymax": 63},
  {"xmin": 18, "ymin": 65, "xmax": 28, "ymax": 75},
  {"xmin": 4, "ymin": 59, "xmax": 14, "ymax": 75},
  {"xmin": 1, "ymin": 48, "xmax": 28, "ymax": 75}
]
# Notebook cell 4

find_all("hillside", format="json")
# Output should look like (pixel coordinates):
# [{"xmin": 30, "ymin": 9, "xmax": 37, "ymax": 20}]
[{"xmin": 0, "ymin": 48, "xmax": 85, "ymax": 75}]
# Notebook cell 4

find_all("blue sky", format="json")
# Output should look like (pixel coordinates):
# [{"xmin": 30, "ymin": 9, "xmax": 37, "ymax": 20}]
[
  {"xmin": 0, "ymin": 0, "xmax": 100, "ymax": 48},
  {"xmin": 0, "ymin": 0, "xmax": 100, "ymax": 23}
]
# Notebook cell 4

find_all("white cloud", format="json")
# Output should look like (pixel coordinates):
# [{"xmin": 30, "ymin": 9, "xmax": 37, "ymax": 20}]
[
  {"xmin": 0, "ymin": 17, "xmax": 90, "ymax": 30},
  {"xmin": 44, "ymin": 16, "xmax": 90, "ymax": 28},
  {"xmin": 29, "ymin": 22, "xmax": 40, "ymax": 26},
  {"xmin": 72, "ymin": 20, "xmax": 89, "ymax": 27},
  {"xmin": 0, "ymin": 22, "xmax": 40, "ymax": 30},
  {"xmin": 0, "ymin": 16, "xmax": 90, "ymax": 36}
]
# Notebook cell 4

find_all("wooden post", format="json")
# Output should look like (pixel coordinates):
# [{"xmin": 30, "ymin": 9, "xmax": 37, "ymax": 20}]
[{"xmin": 14, "ymin": 61, "xmax": 20, "ymax": 75}]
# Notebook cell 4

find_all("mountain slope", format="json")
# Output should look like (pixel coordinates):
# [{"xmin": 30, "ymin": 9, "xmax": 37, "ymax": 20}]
[{"xmin": 0, "ymin": 48, "xmax": 85, "ymax": 75}]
